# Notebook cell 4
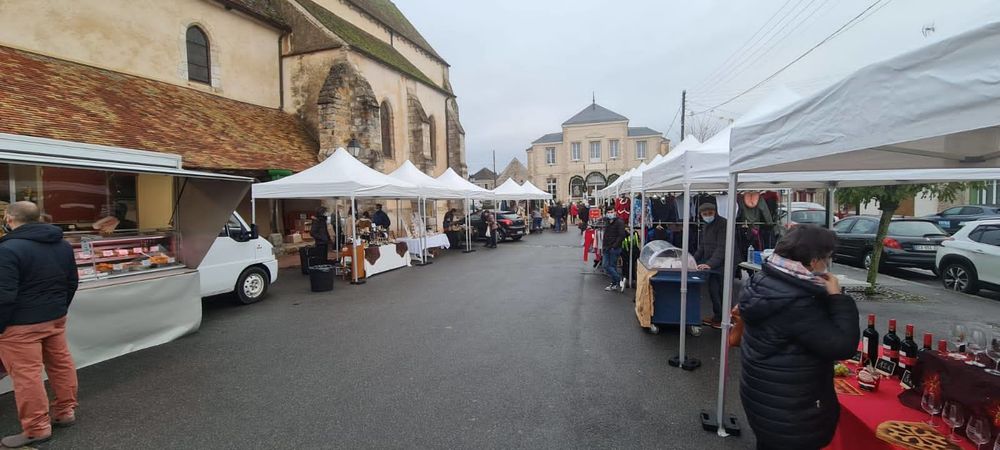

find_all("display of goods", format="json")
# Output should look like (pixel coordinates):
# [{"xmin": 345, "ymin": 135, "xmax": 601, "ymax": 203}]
[
  {"xmin": 95, "ymin": 263, "xmax": 114, "ymax": 273},
  {"xmin": 858, "ymin": 366, "xmax": 882, "ymax": 392}
]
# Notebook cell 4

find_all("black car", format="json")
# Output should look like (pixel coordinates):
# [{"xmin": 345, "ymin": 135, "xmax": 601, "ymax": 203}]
[
  {"xmin": 468, "ymin": 210, "xmax": 526, "ymax": 241},
  {"xmin": 923, "ymin": 205, "xmax": 1000, "ymax": 234},
  {"xmin": 832, "ymin": 216, "xmax": 949, "ymax": 272}
]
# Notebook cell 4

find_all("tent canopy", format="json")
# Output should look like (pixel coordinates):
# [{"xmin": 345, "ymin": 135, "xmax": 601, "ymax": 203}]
[
  {"xmin": 492, "ymin": 178, "xmax": 537, "ymax": 200},
  {"xmin": 435, "ymin": 168, "xmax": 494, "ymax": 200},
  {"xmin": 388, "ymin": 160, "xmax": 464, "ymax": 199},
  {"xmin": 520, "ymin": 180, "xmax": 554, "ymax": 200},
  {"xmin": 731, "ymin": 21, "xmax": 1000, "ymax": 174},
  {"xmin": 252, "ymin": 148, "xmax": 416, "ymax": 199}
]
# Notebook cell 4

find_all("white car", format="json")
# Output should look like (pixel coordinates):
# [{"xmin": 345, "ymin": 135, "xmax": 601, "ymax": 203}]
[
  {"xmin": 936, "ymin": 219, "xmax": 1000, "ymax": 294},
  {"xmin": 198, "ymin": 212, "xmax": 279, "ymax": 304}
]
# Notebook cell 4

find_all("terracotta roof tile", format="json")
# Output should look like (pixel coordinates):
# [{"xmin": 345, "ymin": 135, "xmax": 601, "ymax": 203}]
[{"xmin": 0, "ymin": 46, "xmax": 318, "ymax": 171}]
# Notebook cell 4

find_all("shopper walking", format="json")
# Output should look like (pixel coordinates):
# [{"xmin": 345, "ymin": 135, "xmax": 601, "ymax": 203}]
[
  {"xmin": 739, "ymin": 225, "xmax": 859, "ymax": 450},
  {"xmin": 482, "ymin": 209, "xmax": 498, "ymax": 248},
  {"xmin": 601, "ymin": 210, "xmax": 626, "ymax": 292},
  {"xmin": 0, "ymin": 202, "xmax": 79, "ymax": 448},
  {"xmin": 569, "ymin": 202, "xmax": 578, "ymax": 226},
  {"xmin": 695, "ymin": 203, "xmax": 727, "ymax": 329},
  {"xmin": 551, "ymin": 202, "xmax": 565, "ymax": 233},
  {"xmin": 577, "ymin": 202, "xmax": 589, "ymax": 234}
]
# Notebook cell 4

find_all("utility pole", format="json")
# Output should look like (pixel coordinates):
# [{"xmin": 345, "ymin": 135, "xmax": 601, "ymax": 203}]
[
  {"xmin": 492, "ymin": 149, "xmax": 497, "ymax": 188},
  {"xmin": 680, "ymin": 90, "xmax": 687, "ymax": 139}
]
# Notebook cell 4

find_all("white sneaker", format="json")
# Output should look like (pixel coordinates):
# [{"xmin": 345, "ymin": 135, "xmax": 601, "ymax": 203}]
[
  {"xmin": 604, "ymin": 284, "xmax": 616, "ymax": 291},
  {"xmin": 619, "ymin": 282, "xmax": 626, "ymax": 293}
]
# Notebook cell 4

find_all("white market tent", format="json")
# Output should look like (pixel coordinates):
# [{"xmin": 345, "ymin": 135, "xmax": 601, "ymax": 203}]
[
  {"xmin": 251, "ymin": 148, "xmax": 418, "ymax": 283},
  {"xmin": 435, "ymin": 168, "xmax": 494, "ymax": 252},
  {"xmin": 388, "ymin": 160, "xmax": 466, "ymax": 262},
  {"xmin": 252, "ymin": 148, "xmax": 416, "ymax": 199},
  {"xmin": 492, "ymin": 178, "xmax": 535, "ymax": 200},
  {"xmin": 521, "ymin": 180, "xmax": 554, "ymax": 200},
  {"xmin": 704, "ymin": 22, "xmax": 1000, "ymax": 438}
]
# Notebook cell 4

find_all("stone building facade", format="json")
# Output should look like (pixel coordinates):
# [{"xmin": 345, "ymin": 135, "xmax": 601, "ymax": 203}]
[
  {"xmin": 0, "ymin": 0, "xmax": 468, "ymax": 233},
  {"xmin": 526, "ymin": 103, "xmax": 668, "ymax": 202}
]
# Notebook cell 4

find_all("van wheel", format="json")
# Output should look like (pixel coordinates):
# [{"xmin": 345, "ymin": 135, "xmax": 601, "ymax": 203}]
[{"xmin": 236, "ymin": 266, "xmax": 269, "ymax": 304}]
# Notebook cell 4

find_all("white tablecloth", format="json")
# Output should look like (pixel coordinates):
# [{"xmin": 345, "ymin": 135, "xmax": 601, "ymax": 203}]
[
  {"xmin": 397, "ymin": 233, "xmax": 451, "ymax": 255},
  {"xmin": 364, "ymin": 243, "xmax": 411, "ymax": 277}
]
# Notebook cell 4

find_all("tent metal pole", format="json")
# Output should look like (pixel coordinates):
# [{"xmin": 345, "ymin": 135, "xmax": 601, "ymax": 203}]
[
  {"xmin": 714, "ymin": 173, "xmax": 739, "ymax": 436},
  {"xmin": 678, "ymin": 183, "xmax": 691, "ymax": 365},
  {"xmin": 251, "ymin": 198, "xmax": 256, "ymax": 229},
  {"xmin": 351, "ymin": 195, "xmax": 361, "ymax": 285},
  {"xmin": 827, "ymin": 185, "xmax": 837, "ymax": 228},
  {"xmin": 628, "ymin": 191, "xmax": 636, "ymax": 289}
]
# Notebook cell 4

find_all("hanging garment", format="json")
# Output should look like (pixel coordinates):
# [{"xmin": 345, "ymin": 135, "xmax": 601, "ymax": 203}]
[
  {"xmin": 651, "ymin": 196, "xmax": 679, "ymax": 223},
  {"xmin": 583, "ymin": 228, "xmax": 596, "ymax": 262},
  {"xmin": 615, "ymin": 197, "xmax": 631, "ymax": 223},
  {"xmin": 738, "ymin": 193, "xmax": 773, "ymax": 226}
]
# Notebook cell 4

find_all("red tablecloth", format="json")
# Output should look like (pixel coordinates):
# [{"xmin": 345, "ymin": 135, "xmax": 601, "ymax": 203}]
[{"xmin": 824, "ymin": 373, "xmax": 975, "ymax": 450}]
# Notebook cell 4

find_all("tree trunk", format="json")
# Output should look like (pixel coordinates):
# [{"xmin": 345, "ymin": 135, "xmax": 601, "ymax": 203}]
[{"xmin": 865, "ymin": 206, "xmax": 896, "ymax": 294}]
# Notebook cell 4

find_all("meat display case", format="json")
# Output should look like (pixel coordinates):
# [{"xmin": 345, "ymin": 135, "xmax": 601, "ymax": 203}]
[{"xmin": 69, "ymin": 233, "xmax": 183, "ymax": 282}]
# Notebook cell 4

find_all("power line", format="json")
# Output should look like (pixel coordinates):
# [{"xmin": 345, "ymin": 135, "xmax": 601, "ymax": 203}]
[
  {"xmin": 698, "ymin": 0, "xmax": 833, "ymax": 98},
  {"xmin": 665, "ymin": 104, "xmax": 682, "ymax": 137},
  {"xmin": 695, "ymin": 0, "xmax": 813, "ymax": 95},
  {"xmin": 698, "ymin": 0, "xmax": 894, "ymax": 112},
  {"xmin": 690, "ymin": 0, "xmax": 797, "ymax": 94}
]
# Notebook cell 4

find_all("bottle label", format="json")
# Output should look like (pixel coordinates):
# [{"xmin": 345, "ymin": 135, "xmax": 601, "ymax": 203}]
[
  {"xmin": 882, "ymin": 344, "xmax": 898, "ymax": 359},
  {"xmin": 900, "ymin": 354, "xmax": 917, "ymax": 368},
  {"xmin": 862, "ymin": 337, "xmax": 869, "ymax": 355}
]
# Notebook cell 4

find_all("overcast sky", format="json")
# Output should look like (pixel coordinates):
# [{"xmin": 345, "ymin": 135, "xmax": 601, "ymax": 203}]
[{"xmin": 394, "ymin": 0, "xmax": 1000, "ymax": 174}]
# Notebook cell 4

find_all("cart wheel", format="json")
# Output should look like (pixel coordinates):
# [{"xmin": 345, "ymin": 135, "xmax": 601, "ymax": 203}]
[
  {"xmin": 689, "ymin": 326, "xmax": 702, "ymax": 337},
  {"xmin": 648, "ymin": 324, "xmax": 660, "ymax": 335}
]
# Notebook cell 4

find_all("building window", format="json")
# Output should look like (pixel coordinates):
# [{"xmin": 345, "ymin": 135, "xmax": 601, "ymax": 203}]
[
  {"xmin": 569, "ymin": 175, "xmax": 585, "ymax": 198},
  {"xmin": 186, "ymin": 26, "xmax": 211, "ymax": 84},
  {"xmin": 546, "ymin": 177, "xmax": 557, "ymax": 196},
  {"xmin": 609, "ymin": 140, "xmax": 620, "ymax": 159},
  {"xmin": 589, "ymin": 141, "xmax": 601, "ymax": 162},
  {"xmin": 571, "ymin": 142, "xmax": 581, "ymax": 161},
  {"xmin": 380, "ymin": 101, "xmax": 393, "ymax": 159},
  {"xmin": 606, "ymin": 174, "xmax": 619, "ymax": 185},
  {"xmin": 545, "ymin": 147, "xmax": 556, "ymax": 165},
  {"xmin": 636, "ymin": 140, "xmax": 647, "ymax": 160}
]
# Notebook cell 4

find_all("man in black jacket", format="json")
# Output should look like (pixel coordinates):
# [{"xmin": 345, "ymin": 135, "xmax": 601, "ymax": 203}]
[
  {"xmin": 694, "ymin": 203, "xmax": 726, "ymax": 329},
  {"xmin": 601, "ymin": 210, "xmax": 626, "ymax": 292},
  {"xmin": 371, "ymin": 204, "xmax": 390, "ymax": 229},
  {"xmin": 0, "ymin": 202, "xmax": 79, "ymax": 447}
]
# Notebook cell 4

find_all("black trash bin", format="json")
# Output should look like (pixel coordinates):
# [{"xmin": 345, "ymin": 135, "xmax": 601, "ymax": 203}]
[
  {"xmin": 299, "ymin": 247, "xmax": 311, "ymax": 275},
  {"xmin": 309, "ymin": 264, "xmax": 334, "ymax": 292}
]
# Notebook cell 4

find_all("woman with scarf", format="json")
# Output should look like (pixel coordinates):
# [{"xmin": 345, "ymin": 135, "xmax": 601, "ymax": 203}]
[{"xmin": 738, "ymin": 224, "xmax": 859, "ymax": 450}]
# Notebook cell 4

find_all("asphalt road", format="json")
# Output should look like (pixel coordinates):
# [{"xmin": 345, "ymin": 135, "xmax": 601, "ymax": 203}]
[{"xmin": 0, "ymin": 231, "xmax": 753, "ymax": 449}]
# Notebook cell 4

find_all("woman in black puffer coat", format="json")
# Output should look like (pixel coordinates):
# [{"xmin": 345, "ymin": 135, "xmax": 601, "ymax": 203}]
[{"xmin": 739, "ymin": 225, "xmax": 860, "ymax": 450}]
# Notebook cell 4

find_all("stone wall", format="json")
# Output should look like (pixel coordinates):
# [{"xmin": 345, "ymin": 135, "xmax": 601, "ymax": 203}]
[
  {"xmin": 407, "ymin": 93, "xmax": 433, "ymax": 173},
  {"xmin": 446, "ymin": 97, "xmax": 467, "ymax": 177},
  {"xmin": 316, "ymin": 58, "xmax": 383, "ymax": 169}
]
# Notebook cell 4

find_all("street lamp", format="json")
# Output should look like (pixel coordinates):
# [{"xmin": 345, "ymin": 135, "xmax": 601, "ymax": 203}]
[{"xmin": 347, "ymin": 137, "xmax": 361, "ymax": 157}]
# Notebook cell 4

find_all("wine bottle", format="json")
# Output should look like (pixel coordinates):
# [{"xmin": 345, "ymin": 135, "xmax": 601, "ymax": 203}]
[
  {"xmin": 882, "ymin": 319, "xmax": 901, "ymax": 375},
  {"xmin": 862, "ymin": 314, "xmax": 879, "ymax": 367},
  {"xmin": 899, "ymin": 324, "xmax": 918, "ymax": 373},
  {"xmin": 922, "ymin": 333, "xmax": 933, "ymax": 352}
]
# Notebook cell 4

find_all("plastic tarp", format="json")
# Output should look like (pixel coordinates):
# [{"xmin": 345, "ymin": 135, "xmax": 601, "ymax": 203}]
[
  {"xmin": 435, "ymin": 168, "xmax": 494, "ymax": 200},
  {"xmin": 731, "ymin": 21, "xmax": 1000, "ymax": 174},
  {"xmin": 252, "ymin": 148, "xmax": 417, "ymax": 199},
  {"xmin": 520, "ymin": 180, "xmax": 554, "ymax": 200},
  {"xmin": 388, "ymin": 160, "xmax": 464, "ymax": 199}
]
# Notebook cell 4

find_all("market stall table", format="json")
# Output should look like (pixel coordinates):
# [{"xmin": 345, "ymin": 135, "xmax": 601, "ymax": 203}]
[
  {"xmin": 363, "ymin": 242, "xmax": 412, "ymax": 277},
  {"xmin": 397, "ymin": 233, "xmax": 450, "ymax": 257}
]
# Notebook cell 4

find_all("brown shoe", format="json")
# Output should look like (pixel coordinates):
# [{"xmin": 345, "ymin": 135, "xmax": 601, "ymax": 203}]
[
  {"xmin": 2, "ymin": 432, "xmax": 52, "ymax": 448},
  {"xmin": 53, "ymin": 413, "xmax": 76, "ymax": 428}
]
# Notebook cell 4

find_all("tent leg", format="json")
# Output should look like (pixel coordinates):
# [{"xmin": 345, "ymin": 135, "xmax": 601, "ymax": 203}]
[
  {"xmin": 709, "ymin": 173, "xmax": 739, "ymax": 436},
  {"xmin": 350, "ymin": 196, "xmax": 365, "ymax": 285},
  {"xmin": 463, "ymin": 197, "xmax": 475, "ymax": 253},
  {"xmin": 413, "ymin": 198, "xmax": 430, "ymax": 266},
  {"xmin": 251, "ymin": 198, "xmax": 257, "ymax": 229},
  {"xmin": 826, "ymin": 186, "xmax": 837, "ymax": 228},
  {"xmin": 670, "ymin": 183, "xmax": 699, "ymax": 371}
]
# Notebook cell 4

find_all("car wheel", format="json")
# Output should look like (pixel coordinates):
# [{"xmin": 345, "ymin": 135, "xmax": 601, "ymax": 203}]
[
  {"xmin": 498, "ymin": 228, "xmax": 509, "ymax": 241},
  {"xmin": 512, "ymin": 235, "xmax": 523, "ymax": 241},
  {"xmin": 236, "ymin": 266, "xmax": 270, "ymax": 304},
  {"xmin": 862, "ymin": 251, "xmax": 874, "ymax": 270},
  {"xmin": 941, "ymin": 261, "xmax": 979, "ymax": 294}
]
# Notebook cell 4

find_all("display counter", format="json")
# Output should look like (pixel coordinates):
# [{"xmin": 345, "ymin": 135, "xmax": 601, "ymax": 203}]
[
  {"xmin": 396, "ymin": 233, "xmax": 451, "ymax": 256},
  {"xmin": 364, "ymin": 242, "xmax": 411, "ymax": 276}
]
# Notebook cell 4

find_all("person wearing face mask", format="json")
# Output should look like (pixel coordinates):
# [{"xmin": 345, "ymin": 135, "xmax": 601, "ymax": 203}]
[
  {"xmin": 0, "ymin": 202, "xmax": 79, "ymax": 447},
  {"xmin": 694, "ymin": 203, "xmax": 727, "ymax": 329},
  {"xmin": 601, "ymin": 209, "xmax": 626, "ymax": 292},
  {"xmin": 738, "ymin": 224, "xmax": 859, "ymax": 450}
]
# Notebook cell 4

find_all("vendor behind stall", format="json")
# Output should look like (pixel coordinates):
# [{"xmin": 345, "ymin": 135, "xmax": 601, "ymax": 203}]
[
  {"xmin": 372, "ymin": 204, "xmax": 390, "ymax": 229},
  {"xmin": 695, "ymin": 203, "xmax": 726, "ymax": 329}
]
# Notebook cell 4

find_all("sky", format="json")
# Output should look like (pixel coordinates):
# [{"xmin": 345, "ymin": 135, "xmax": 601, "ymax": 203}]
[{"xmin": 394, "ymin": 0, "xmax": 1000, "ymax": 174}]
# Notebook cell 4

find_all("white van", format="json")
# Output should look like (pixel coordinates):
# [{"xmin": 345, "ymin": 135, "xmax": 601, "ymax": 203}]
[{"xmin": 198, "ymin": 212, "xmax": 279, "ymax": 304}]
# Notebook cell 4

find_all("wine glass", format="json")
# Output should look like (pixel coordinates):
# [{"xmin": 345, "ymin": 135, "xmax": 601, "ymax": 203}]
[
  {"xmin": 968, "ymin": 415, "xmax": 992, "ymax": 450},
  {"xmin": 993, "ymin": 433, "xmax": 1000, "ymax": 450},
  {"xmin": 986, "ymin": 331, "xmax": 1000, "ymax": 376},
  {"xmin": 950, "ymin": 324, "xmax": 969, "ymax": 359},
  {"xmin": 968, "ymin": 328, "xmax": 988, "ymax": 367},
  {"xmin": 921, "ymin": 389, "xmax": 942, "ymax": 427},
  {"xmin": 943, "ymin": 401, "xmax": 966, "ymax": 443}
]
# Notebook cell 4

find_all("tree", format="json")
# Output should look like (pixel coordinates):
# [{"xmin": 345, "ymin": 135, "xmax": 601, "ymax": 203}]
[
  {"xmin": 836, "ymin": 182, "xmax": 982, "ymax": 294},
  {"xmin": 683, "ymin": 114, "xmax": 729, "ymax": 142}
]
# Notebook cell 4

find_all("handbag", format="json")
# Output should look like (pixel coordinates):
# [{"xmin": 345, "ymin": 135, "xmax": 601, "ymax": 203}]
[{"xmin": 728, "ymin": 305, "xmax": 744, "ymax": 347}]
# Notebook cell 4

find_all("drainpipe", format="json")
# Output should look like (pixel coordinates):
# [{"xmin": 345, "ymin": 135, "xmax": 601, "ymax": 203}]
[{"xmin": 278, "ymin": 35, "xmax": 285, "ymax": 110}]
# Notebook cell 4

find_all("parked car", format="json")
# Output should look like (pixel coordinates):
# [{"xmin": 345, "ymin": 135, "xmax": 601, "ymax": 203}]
[
  {"xmin": 777, "ymin": 202, "xmax": 831, "ymax": 229},
  {"xmin": 832, "ymin": 216, "xmax": 949, "ymax": 272},
  {"xmin": 936, "ymin": 219, "xmax": 1000, "ymax": 294},
  {"xmin": 468, "ymin": 210, "xmax": 527, "ymax": 241},
  {"xmin": 198, "ymin": 212, "xmax": 278, "ymax": 304},
  {"xmin": 923, "ymin": 204, "xmax": 1000, "ymax": 234}
]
